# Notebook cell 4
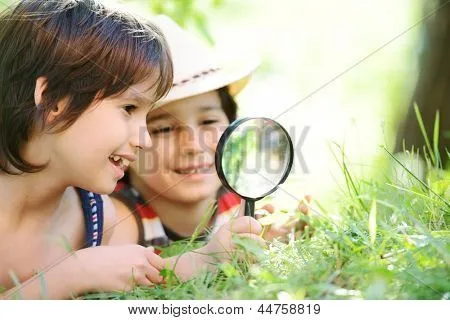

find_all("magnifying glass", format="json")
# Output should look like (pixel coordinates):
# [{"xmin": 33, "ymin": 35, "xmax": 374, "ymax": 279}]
[{"xmin": 215, "ymin": 117, "xmax": 294, "ymax": 218}]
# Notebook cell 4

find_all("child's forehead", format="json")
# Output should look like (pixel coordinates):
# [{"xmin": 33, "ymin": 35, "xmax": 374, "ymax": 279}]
[
  {"xmin": 118, "ymin": 81, "xmax": 159, "ymax": 106},
  {"xmin": 119, "ymin": 89, "xmax": 153, "ymax": 105},
  {"xmin": 149, "ymin": 102, "xmax": 223, "ymax": 122},
  {"xmin": 164, "ymin": 92, "xmax": 222, "ymax": 112}
]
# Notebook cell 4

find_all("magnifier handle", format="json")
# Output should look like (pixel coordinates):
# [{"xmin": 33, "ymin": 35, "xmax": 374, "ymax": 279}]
[{"xmin": 244, "ymin": 200, "xmax": 255, "ymax": 218}]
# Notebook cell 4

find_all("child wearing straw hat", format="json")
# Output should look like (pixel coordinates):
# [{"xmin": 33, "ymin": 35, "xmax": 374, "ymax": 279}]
[{"xmin": 110, "ymin": 16, "xmax": 307, "ymax": 280}]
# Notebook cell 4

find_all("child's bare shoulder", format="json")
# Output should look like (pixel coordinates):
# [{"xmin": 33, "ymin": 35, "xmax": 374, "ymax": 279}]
[
  {"xmin": 107, "ymin": 196, "xmax": 140, "ymax": 245},
  {"xmin": 101, "ymin": 195, "xmax": 118, "ymax": 244},
  {"xmin": 55, "ymin": 187, "xmax": 86, "ymax": 247}
]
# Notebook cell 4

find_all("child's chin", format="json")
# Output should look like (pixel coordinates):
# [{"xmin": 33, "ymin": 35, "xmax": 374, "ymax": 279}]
[
  {"xmin": 177, "ymin": 190, "xmax": 212, "ymax": 203},
  {"xmin": 87, "ymin": 180, "xmax": 117, "ymax": 195}
]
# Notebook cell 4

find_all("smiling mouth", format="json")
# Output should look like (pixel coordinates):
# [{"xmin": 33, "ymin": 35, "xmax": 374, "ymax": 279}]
[
  {"xmin": 109, "ymin": 155, "xmax": 129, "ymax": 172},
  {"xmin": 174, "ymin": 164, "xmax": 214, "ymax": 175}
]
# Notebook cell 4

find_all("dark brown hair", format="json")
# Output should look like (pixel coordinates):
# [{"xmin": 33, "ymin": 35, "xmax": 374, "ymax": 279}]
[
  {"xmin": 0, "ymin": 0, "xmax": 173, "ymax": 174},
  {"xmin": 218, "ymin": 86, "xmax": 237, "ymax": 123}
]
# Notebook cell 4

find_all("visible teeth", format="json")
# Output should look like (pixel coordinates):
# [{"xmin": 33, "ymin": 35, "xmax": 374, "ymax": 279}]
[
  {"xmin": 110, "ymin": 155, "xmax": 121, "ymax": 162},
  {"xmin": 121, "ymin": 159, "xmax": 130, "ymax": 167},
  {"xmin": 177, "ymin": 167, "xmax": 211, "ymax": 174}
]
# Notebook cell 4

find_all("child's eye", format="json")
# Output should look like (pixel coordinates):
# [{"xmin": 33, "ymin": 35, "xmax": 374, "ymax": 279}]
[
  {"xmin": 150, "ymin": 126, "xmax": 174, "ymax": 135},
  {"xmin": 201, "ymin": 119, "xmax": 219, "ymax": 126},
  {"xmin": 122, "ymin": 105, "xmax": 137, "ymax": 114}
]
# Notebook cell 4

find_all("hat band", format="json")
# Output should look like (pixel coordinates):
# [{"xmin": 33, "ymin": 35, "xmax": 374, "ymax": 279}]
[{"xmin": 172, "ymin": 67, "xmax": 221, "ymax": 88}]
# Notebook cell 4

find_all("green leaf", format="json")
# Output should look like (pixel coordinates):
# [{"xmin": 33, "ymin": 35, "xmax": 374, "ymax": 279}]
[
  {"xmin": 160, "ymin": 268, "xmax": 179, "ymax": 286},
  {"xmin": 219, "ymin": 263, "xmax": 239, "ymax": 278},
  {"xmin": 232, "ymin": 234, "xmax": 265, "ymax": 259}
]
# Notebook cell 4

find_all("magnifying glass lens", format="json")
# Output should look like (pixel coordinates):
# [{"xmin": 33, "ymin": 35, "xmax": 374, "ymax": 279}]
[{"xmin": 215, "ymin": 117, "xmax": 294, "ymax": 217}]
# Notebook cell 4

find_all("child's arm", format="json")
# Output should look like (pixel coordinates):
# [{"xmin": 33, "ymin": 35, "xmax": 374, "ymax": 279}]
[
  {"xmin": 1, "ymin": 245, "xmax": 164, "ymax": 299},
  {"xmin": 2, "ymin": 249, "xmax": 96, "ymax": 299},
  {"xmin": 162, "ymin": 216, "xmax": 264, "ymax": 281}
]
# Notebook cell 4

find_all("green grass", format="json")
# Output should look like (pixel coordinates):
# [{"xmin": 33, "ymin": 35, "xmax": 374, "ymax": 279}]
[{"xmin": 83, "ymin": 150, "xmax": 450, "ymax": 300}]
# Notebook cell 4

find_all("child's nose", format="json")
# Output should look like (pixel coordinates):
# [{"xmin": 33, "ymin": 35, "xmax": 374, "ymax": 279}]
[
  {"xmin": 180, "ymin": 126, "xmax": 203, "ymax": 155},
  {"xmin": 131, "ymin": 124, "xmax": 152, "ymax": 150}
]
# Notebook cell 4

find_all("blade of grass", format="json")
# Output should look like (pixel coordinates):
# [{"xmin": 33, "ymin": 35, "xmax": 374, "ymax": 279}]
[
  {"xmin": 433, "ymin": 110, "xmax": 441, "ymax": 168},
  {"xmin": 414, "ymin": 102, "xmax": 436, "ymax": 165}
]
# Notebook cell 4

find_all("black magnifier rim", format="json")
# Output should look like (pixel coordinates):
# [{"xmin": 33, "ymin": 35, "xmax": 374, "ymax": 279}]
[{"xmin": 215, "ymin": 117, "xmax": 294, "ymax": 201}]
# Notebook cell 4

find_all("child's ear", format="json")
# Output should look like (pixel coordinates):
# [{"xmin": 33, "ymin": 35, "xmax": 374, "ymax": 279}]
[
  {"xmin": 35, "ymin": 76, "xmax": 66, "ymax": 124},
  {"xmin": 46, "ymin": 98, "xmax": 67, "ymax": 124}
]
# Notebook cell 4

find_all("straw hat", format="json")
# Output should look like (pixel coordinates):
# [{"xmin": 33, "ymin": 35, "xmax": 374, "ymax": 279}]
[{"xmin": 152, "ymin": 15, "xmax": 259, "ymax": 106}]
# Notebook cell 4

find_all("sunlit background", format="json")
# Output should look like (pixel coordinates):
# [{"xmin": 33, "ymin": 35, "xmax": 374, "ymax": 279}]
[
  {"xmin": 124, "ymin": 0, "xmax": 423, "ymax": 209},
  {"xmin": 0, "ymin": 0, "xmax": 427, "ymax": 209}
]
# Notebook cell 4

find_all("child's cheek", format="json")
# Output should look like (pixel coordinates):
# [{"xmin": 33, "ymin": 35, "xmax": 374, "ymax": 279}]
[{"xmin": 205, "ymin": 127, "xmax": 222, "ymax": 152}]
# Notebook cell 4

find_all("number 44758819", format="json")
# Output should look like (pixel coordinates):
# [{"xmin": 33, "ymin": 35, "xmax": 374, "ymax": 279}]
[{"xmin": 257, "ymin": 303, "xmax": 320, "ymax": 315}]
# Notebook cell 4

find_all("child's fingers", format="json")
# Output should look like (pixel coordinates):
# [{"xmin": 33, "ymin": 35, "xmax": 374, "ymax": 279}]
[
  {"xmin": 144, "ymin": 264, "xmax": 164, "ymax": 284},
  {"xmin": 135, "ymin": 276, "xmax": 153, "ymax": 287},
  {"xmin": 229, "ymin": 216, "xmax": 262, "ymax": 235},
  {"xmin": 144, "ymin": 247, "xmax": 165, "ymax": 270},
  {"xmin": 128, "ymin": 268, "xmax": 154, "ymax": 289}
]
